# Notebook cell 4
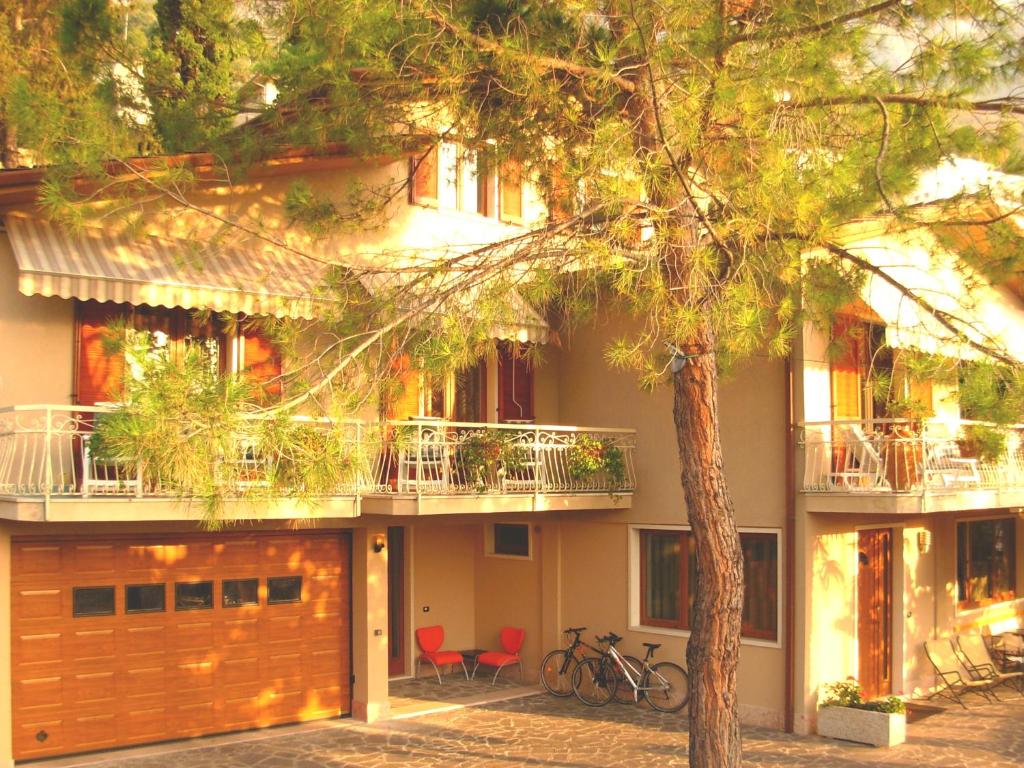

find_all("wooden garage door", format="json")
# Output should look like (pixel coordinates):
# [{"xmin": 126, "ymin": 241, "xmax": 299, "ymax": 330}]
[{"xmin": 11, "ymin": 532, "xmax": 351, "ymax": 760}]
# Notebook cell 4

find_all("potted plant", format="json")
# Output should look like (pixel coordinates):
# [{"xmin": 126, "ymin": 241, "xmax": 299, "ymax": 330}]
[
  {"xmin": 459, "ymin": 431, "xmax": 505, "ymax": 491},
  {"xmin": 817, "ymin": 679, "xmax": 906, "ymax": 747},
  {"xmin": 566, "ymin": 434, "xmax": 605, "ymax": 481},
  {"xmin": 957, "ymin": 423, "xmax": 1007, "ymax": 463}
]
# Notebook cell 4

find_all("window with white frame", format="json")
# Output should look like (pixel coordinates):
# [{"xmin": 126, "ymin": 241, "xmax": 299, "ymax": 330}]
[
  {"xmin": 636, "ymin": 527, "xmax": 779, "ymax": 641},
  {"xmin": 410, "ymin": 141, "xmax": 523, "ymax": 223},
  {"xmin": 957, "ymin": 517, "xmax": 1017, "ymax": 610}
]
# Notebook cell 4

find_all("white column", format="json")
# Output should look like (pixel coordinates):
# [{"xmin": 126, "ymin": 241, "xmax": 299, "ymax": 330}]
[{"xmin": 350, "ymin": 525, "xmax": 391, "ymax": 722}]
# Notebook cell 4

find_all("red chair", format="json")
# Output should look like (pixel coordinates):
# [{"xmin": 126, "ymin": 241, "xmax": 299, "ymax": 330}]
[
  {"xmin": 473, "ymin": 627, "xmax": 525, "ymax": 684},
  {"xmin": 415, "ymin": 625, "xmax": 468, "ymax": 684}
]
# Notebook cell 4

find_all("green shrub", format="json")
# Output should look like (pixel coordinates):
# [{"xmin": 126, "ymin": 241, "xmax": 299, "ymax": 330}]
[{"xmin": 820, "ymin": 679, "xmax": 906, "ymax": 714}]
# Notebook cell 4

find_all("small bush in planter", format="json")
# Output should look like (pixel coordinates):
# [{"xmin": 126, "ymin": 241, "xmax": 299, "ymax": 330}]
[
  {"xmin": 820, "ymin": 679, "xmax": 905, "ymax": 714},
  {"xmin": 957, "ymin": 424, "xmax": 1008, "ymax": 463},
  {"xmin": 818, "ymin": 679, "xmax": 906, "ymax": 748}
]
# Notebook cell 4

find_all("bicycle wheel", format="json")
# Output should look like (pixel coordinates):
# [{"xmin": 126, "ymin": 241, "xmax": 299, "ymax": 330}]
[
  {"xmin": 572, "ymin": 657, "xmax": 617, "ymax": 706},
  {"xmin": 540, "ymin": 650, "xmax": 578, "ymax": 697},
  {"xmin": 613, "ymin": 655, "xmax": 644, "ymax": 704},
  {"xmin": 642, "ymin": 661, "xmax": 690, "ymax": 712}
]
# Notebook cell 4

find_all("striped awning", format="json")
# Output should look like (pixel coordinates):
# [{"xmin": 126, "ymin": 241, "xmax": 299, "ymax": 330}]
[
  {"xmin": 5, "ymin": 214, "xmax": 324, "ymax": 319},
  {"xmin": 3, "ymin": 213, "xmax": 551, "ymax": 341}
]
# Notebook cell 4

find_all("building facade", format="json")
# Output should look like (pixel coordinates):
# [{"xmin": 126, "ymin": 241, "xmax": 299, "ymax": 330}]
[{"xmin": 0, "ymin": 148, "xmax": 1020, "ymax": 765}]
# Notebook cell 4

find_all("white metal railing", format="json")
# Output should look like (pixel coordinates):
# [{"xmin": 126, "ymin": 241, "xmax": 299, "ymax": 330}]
[
  {"xmin": 0, "ymin": 406, "xmax": 636, "ymax": 504},
  {"xmin": 798, "ymin": 418, "xmax": 1024, "ymax": 494}
]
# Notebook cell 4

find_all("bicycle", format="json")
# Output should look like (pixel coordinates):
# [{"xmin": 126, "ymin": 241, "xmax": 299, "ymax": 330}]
[
  {"xmin": 540, "ymin": 626, "xmax": 602, "ymax": 696},
  {"xmin": 572, "ymin": 632, "xmax": 689, "ymax": 712}
]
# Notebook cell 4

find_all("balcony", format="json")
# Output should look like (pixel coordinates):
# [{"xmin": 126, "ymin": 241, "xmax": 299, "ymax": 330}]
[
  {"xmin": 798, "ymin": 418, "xmax": 1024, "ymax": 514},
  {"xmin": 0, "ymin": 406, "xmax": 636, "ymax": 521}
]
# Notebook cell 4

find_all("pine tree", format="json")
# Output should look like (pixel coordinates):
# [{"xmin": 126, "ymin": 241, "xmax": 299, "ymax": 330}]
[{"xmin": 7, "ymin": 2, "xmax": 1024, "ymax": 764}]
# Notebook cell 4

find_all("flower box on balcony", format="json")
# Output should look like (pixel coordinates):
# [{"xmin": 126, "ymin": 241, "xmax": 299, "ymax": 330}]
[{"xmin": 817, "ymin": 705, "xmax": 906, "ymax": 748}]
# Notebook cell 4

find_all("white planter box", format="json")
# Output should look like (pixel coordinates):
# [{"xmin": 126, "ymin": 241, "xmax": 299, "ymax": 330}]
[{"xmin": 817, "ymin": 706, "xmax": 906, "ymax": 747}]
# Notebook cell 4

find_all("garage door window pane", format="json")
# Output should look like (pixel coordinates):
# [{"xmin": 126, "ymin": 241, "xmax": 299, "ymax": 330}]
[
  {"xmin": 268, "ymin": 576, "xmax": 302, "ymax": 604},
  {"xmin": 223, "ymin": 578, "xmax": 259, "ymax": 607},
  {"xmin": 175, "ymin": 581, "xmax": 214, "ymax": 611},
  {"xmin": 126, "ymin": 584, "xmax": 165, "ymax": 613},
  {"xmin": 73, "ymin": 586, "xmax": 115, "ymax": 617}
]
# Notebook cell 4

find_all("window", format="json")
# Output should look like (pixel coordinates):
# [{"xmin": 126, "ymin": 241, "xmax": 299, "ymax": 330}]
[
  {"xmin": 410, "ymin": 145, "xmax": 439, "ymax": 206},
  {"xmin": 268, "ymin": 576, "xmax": 302, "ymax": 604},
  {"xmin": 957, "ymin": 518, "xmax": 1017, "ymax": 609},
  {"xmin": 126, "ymin": 584, "xmax": 165, "ymax": 614},
  {"xmin": 73, "ymin": 586, "xmax": 116, "ymax": 617},
  {"xmin": 175, "ymin": 581, "xmax": 214, "ymax": 611},
  {"xmin": 410, "ymin": 141, "xmax": 525, "ymax": 223},
  {"xmin": 638, "ymin": 528, "xmax": 779, "ymax": 642},
  {"xmin": 489, "ymin": 523, "xmax": 531, "ymax": 558},
  {"xmin": 75, "ymin": 301, "xmax": 258, "ymax": 406},
  {"xmin": 223, "ymin": 578, "xmax": 259, "ymax": 608}
]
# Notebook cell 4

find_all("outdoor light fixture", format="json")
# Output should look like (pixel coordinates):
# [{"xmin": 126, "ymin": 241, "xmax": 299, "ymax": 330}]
[
  {"xmin": 917, "ymin": 530, "xmax": 932, "ymax": 555},
  {"xmin": 373, "ymin": 534, "xmax": 386, "ymax": 554}
]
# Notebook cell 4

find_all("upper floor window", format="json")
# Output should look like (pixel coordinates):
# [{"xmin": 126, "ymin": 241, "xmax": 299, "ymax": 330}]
[
  {"xmin": 75, "ymin": 300, "xmax": 281, "ymax": 406},
  {"xmin": 411, "ymin": 141, "xmax": 524, "ymax": 224},
  {"xmin": 957, "ymin": 517, "xmax": 1016, "ymax": 610},
  {"xmin": 638, "ymin": 528, "xmax": 779, "ymax": 642}
]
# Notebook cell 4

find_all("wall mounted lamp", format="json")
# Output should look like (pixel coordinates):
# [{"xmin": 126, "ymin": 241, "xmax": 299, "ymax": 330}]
[
  {"xmin": 373, "ymin": 534, "xmax": 386, "ymax": 554},
  {"xmin": 917, "ymin": 530, "xmax": 932, "ymax": 555}
]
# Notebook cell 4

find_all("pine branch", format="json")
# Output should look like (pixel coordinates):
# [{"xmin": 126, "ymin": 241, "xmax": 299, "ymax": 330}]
[
  {"xmin": 726, "ymin": 1, "xmax": 906, "ymax": 48},
  {"xmin": 417, "ymin": 4, "xmax": 636, "ymax": 94},
  {"xmin": 783, "ymin": 93, "xmax": 1024, "ymax": 116}
]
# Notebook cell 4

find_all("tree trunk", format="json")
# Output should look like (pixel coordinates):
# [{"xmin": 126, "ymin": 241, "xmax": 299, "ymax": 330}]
[{"xmin": 673, "ymin": 321, "xmax": 744, "ymax": 767}]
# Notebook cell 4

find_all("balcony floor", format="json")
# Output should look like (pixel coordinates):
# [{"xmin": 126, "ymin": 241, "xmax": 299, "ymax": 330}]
[{"xmin": 802, "ymin": 486, "xmax": 1024, "ymax": 514}]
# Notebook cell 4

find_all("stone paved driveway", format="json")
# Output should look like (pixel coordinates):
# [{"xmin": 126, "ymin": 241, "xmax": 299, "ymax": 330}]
[{"xmin": 58, "ymin": 693, "xmax": 1024, "ymax": 768}]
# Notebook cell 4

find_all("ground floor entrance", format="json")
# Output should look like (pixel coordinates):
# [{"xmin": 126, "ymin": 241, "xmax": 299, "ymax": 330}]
[
  {"xmin": 10, "ymin": 531, "xmax": 351, "ymax": 760},
  {"xmin": 857, "ymin": 527, "xmax": 893, "ymax": 699}
]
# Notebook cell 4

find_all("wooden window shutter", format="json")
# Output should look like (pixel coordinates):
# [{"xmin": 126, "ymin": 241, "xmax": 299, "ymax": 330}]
[
  {"xmin": 499, "ymin": 161, "xmax": 524, "ymax": 224},
  {"xmin": 383, "ymin": 355, "xmax": 422, "ymax": 420},
  {"xmin": 242, "ymin": 328, "xmax": 282, "ymax": 401},
  {"xmin": 411, "ymin": 145, "xmax": 439, "ymax": 206},
  {"xmin": 830, "ymin": 315, "xmax": 867, "ymax": 420},
  {"xmin": 75, "ymin": 301, "xmax": 127, "ymax": 406},
  {"xmin": 497, "ymin": 342, "xmax": 534, "ymax": 421}
]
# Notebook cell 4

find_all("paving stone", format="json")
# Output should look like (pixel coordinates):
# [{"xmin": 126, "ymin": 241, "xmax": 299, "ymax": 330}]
[{"xmin": 72, "ymin": 691, "xmax": 1024, "ymax": 768}]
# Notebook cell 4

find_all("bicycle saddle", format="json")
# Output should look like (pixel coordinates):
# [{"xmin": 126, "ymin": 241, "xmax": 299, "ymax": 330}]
[
  {"xmin": 642, "ymin": 642, "xmax": 661, "ymax": 651},
  {"xmin": 564, "ymin": 626, "xmax": 586, "ymax": 634}
]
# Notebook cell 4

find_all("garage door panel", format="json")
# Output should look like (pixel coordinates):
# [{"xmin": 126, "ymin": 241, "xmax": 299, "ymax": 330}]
[
  {"xmin": 119, "ymin": 707, "xmax": 167, "ymax": 742},
  {"xmin": 15, "ymin": 675, "xmax": 63, "ymax": 711},
  {"xmin": 15, "ymin": 717, "xmax": 65, "ymax": 758},
  {"xmin": 15, "ymin": 588, "xmax": 63, "ymax": 621},
  {"xmin": 70, "ymin": 712, "xmax": 119, "ymax": 751},
  {"xmin": 221, "ymin": 655, "xmax": 261, "ymax": 686},
  {"xmin": 217, "ymin": 539, "xmax": 261, "ymax": 568},
  {"xmin": 266, "ymin": 614, "xmax": 302, "ymax": 642},
  {"xmin": 14, "ymin": 631, "xmax": 63, "ymax": 666},
  {"xmin": 72, "ymin": 544, "xmax": 118, "ymax": 575},
  {"xmin": 222, "ymin": 616, "xmax": 260, "ymax": 646},
  {"xmin": 122, "ymin": 665, "xmax": 167, "ymax": 697},
  {"xmin": 71, "ymin": 628, "xmax": 117, "ymax": 664},
  {"xmin": 173, "ymin": 620, "xmax": 216, "ymax": 649},
  {"xmin": 222, "ymin": 695, "xmax": 261, "ymax": 729},
  {"xmin": 12, "ymin": 532, "xmax": 351, "ymax": 761},
  {"xmin": 69, "ymin": 671, "xmax": 117, "ymax": 707},
  {"xmin": 124, "ymin": 624, "xmax": 167, "ymax": 655},
  {"xmin": 13, "ymin": 544, "xmax": 63, "ymax": 579}
]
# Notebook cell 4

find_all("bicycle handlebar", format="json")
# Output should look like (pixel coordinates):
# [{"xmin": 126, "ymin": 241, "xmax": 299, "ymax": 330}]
[{"xmin": 597, "ymin": 632, "xmax": 623, "ymax": 645}]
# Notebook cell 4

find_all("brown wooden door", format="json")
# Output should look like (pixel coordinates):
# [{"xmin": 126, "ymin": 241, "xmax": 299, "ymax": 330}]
[
  {"xmin": 857, "ymin": 528, "xmax": 893, "ymax": 699},
  {"xmin": 11, "ymin": 532, "xmax": 351, "ymax": 761},
  {"xmin": 387, "ymin": 527, "xmax": 405, "ymax": 676},
  {"xmin": 497, "ymin": 342, "xmax": 534, "ymax": 422}
]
